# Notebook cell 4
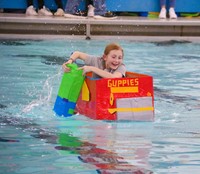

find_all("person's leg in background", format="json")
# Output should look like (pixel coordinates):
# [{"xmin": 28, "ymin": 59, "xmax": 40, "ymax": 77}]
[
  {"xmin": 92, "ymin": 0, "xmax": 116, "ymax": 18},
  {"xmin": 26, "ymin": 0, "xmax": 38, "ymax": 15},
  {"xmin": 159, "ymin": 0, "xmax": 177, "ymax": 19},
  {"xmin": 27, "ymin": 0, "xmax": 33, "ymax": 7},
  {"xmin": 86, "ymin": 0, "xmax": 93, "ymax": 7},
  {"xmin": 37, "ymin": 0, "xmax": 44, "ymax": 10},
  {"xmin": 85, "ymin": 0, "xmax": 107, "ymax": 17},
  {"xmin": 38, "ymin": 0, "xmax": 53, "ymax": 16},
  {"xmin": 64, "ymin": 0, "xmax": 115, "ymax": 18},
  {"xmin": 26, "ymin": 0, "xmax": 53, "ymax": 16},
  {"xmin": 65, "ymin": 0, "xmax": 82, "ymax": 15},
  {"xmin": 159, "ymin": 0, "xmax": 167, "ymax": 19},
  {"xmin": 87, "ymin": 0, "xmax": 95, "ymax": 17},
  {"xmin": 93, "ymin": 0, "xmax": 106, "ymax": 16},
  {"xmin": 169, "ymin": 0, "xmax": 177, "ymax": 19},
  {"xmin": 64, "ymin": 0, "xmax": 86, "ymax": 18},
  {"xmin": 54, "ymin": 0, "xmax": 65, "ymax": 16}
]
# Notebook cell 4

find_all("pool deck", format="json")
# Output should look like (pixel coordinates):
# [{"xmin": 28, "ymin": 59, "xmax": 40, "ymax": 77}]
[{"xmin": 0, "ymin": 13, "xmax": 200, "ymax": 40}]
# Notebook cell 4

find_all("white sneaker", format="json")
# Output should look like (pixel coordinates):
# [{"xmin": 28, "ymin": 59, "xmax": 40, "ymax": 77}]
[
  {"xmin": 38, "ymin": 6, "xmax": 53, "ymax": 16},
  {"xmin": 54, "ymin": 8, "xmax": 64, "ymax": 16},
  {"xmin": 26, "ymin": 5, "xmax": 38, "ymax": 16},
  {"xmin": 159, "ymin": 8, "xmax": 166, "ymax": 19},
  {"xmin": 169, "ymin": 8, "xmax": 177, "ymax": 19},
  {"xmin": 64, "ymin": 13, "xmax": 86, "ymax": 19},
  {"xmin": 93, "ymin": 15, "xmax": 117, "ymax": 20},
  {"xmin": 87, "ymin": 4, "xmax": 95, "ymax": 17}
]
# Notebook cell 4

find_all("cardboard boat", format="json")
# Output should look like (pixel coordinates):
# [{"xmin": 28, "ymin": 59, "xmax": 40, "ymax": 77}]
[{"xmin": 76, "ymin": 71, "xmax": 154, "ymax": 121}]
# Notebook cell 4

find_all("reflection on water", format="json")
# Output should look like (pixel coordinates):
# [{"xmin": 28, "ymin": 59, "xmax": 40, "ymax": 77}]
[{"xmin": 0, "ymin": 115, "xmax": 152, "ymax": 173}]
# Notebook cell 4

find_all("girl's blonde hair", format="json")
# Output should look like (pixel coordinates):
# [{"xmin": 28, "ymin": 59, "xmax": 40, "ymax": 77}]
[{"xmin": 104, "ymin": 43, "xmax": 124, "ymax": 57}]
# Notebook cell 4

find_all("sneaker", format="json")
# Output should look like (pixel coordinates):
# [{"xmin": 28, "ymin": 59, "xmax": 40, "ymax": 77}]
[
  {"xmin": 75, "ymin": 11, "xmax": 87, "ymax": 16},
  {"xmin": 64, "ymin": 13, "xmax": 86, "ymax": 19},
  {"xmin": 169, "ymin": 8, "xmax": 177, "ymax": 19},
  {"xmin": 87, "ymin": 4, "xmax": 95, "ymax": 17},
  {"xmin": 93, "ymin": 15, "xmax": 117, "ymax": 20},
  {"xmin": 38, "ymin": 6, "xmax": 53, "ymax": 16},
  {"xmin": 93, "ymin": 12, "xmax": 117, "ymax": 20},
  {"xmin": 54, "ymin": 8, "xmax": 64, "ymax": 16},
  {"xmin": 102, "ymin": 11, "xmax": 116, "ymax": 17},
  {"xmin": 26, "ymin": 5, "xmax": 38, "ymax": 16},
  {"xmin": 159, "ymin": 8, "xmax": 166, "ymax": 19}
]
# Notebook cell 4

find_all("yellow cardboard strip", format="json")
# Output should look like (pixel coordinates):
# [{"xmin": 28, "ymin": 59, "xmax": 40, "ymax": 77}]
[
  {"xmin": 82, "ymin": 81, "xmax": 90, "ymax": 101},
  {"xmin": 108, "ymin": 107, "xmax": 154, "ymax": 114},
  {"xmin": 111, "ymin": 87, "xmax": 138, "ymax": 93}
]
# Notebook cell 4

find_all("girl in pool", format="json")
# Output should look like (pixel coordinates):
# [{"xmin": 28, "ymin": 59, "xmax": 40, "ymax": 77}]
[{"xmin": 62, "ymin": 43, "xmax": 126, "ymax": 78}]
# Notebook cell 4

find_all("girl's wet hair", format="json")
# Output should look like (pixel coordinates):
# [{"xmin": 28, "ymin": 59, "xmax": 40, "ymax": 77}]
[{"xmin": 104, "ymin": 43, "xmax": 124, "ymax": 57}]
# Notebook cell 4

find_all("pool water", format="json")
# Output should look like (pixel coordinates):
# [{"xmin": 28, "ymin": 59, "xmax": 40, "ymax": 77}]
[{"xmin": 0, "ymin": 39, "xmax": 200, "ymax": 174}]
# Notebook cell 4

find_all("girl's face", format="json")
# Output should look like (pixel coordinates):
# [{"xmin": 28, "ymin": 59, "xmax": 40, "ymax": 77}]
[{"xmin": 103, "ymin": 49, "xmax": 123, "ymax": 70}]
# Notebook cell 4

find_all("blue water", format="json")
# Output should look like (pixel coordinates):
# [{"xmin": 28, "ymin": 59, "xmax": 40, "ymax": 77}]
[{"xmin": 0, "ymin": 39, "xmax": 200, "ymax": 174}]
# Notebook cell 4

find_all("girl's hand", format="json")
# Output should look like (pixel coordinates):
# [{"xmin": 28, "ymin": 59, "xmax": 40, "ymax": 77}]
[
  {"xmin": 62, "ymin": 59, "xmax": 73, "ymax": 72},
  {"xmin": 78, "ymin": 66, "xmax": 94, "ymax": 75}
]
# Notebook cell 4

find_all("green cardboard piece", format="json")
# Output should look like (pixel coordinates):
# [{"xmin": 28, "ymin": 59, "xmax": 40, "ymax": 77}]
[{"xmin": 58, "ymin": 63, "xmax": 85, "ymax": 102}]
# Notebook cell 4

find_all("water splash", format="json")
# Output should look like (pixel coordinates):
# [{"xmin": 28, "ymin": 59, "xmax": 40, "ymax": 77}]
[{"xmin": 22, "ymin": 69, "xmax": 61, "ymax": 113}]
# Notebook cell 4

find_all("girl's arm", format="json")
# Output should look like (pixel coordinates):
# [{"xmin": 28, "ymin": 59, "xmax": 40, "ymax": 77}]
[
  {"xmin": 62, "ymin": 51, "xmax": 89, "ymax": 72},
  {"xmin": 79, "ymin": 66, "xmax": 123, "ymax": 78}
]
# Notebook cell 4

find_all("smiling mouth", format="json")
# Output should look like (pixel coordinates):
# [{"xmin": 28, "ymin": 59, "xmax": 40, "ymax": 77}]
[{"xmin": 111, "ymin": 63, "xmax": 119, "ymax": 67}]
